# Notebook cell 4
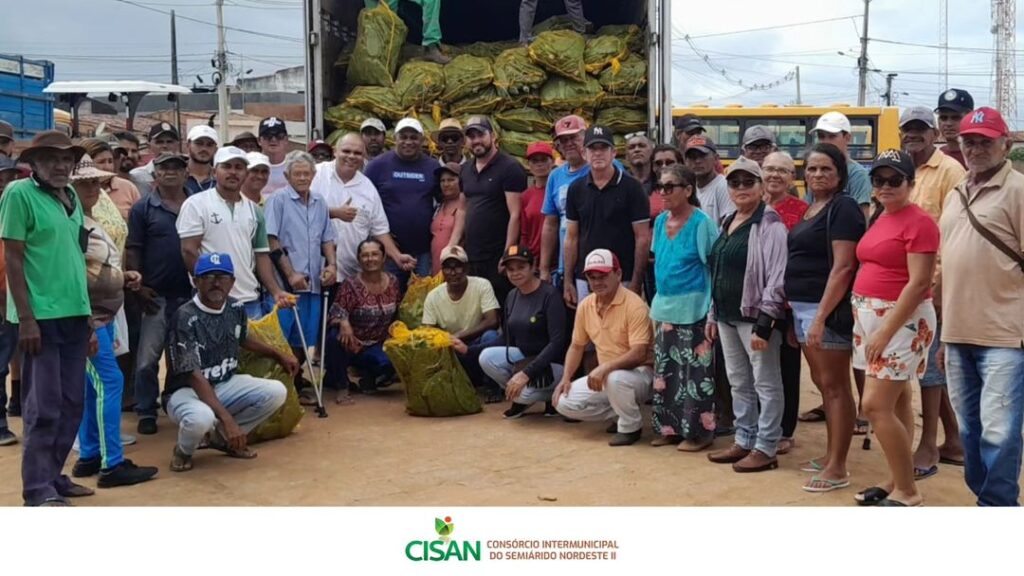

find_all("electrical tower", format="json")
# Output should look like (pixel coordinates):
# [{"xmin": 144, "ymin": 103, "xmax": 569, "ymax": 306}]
[
  {"xmin": 991, "ymin": 0, "xmax": 1017, "ymax": 124},
  {"xmin": 939, "ymin": 0, "xmax": 948, "ymax": 90}
]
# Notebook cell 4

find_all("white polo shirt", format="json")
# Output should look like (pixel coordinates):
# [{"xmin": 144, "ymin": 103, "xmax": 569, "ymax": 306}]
[
  {"xmin": 177, "ymin": 188, "xmax": 270, "ymax": 303},
  {"xmin": 311, "ymin": 161, "xmax": 390, "ymax": 281}
]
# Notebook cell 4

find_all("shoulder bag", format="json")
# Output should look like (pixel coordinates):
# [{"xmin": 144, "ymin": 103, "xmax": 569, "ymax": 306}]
[{"xmin": 957, "ymin": 188, "xmax": 1024, "ymax": 274}]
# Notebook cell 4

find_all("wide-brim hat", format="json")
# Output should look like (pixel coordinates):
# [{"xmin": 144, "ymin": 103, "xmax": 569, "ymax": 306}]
[
  {"xmin": 70, "ymin": 153, "xmax": 116, "ymax": 182},
  {"xmin": 19, "ymin": 130, "xmax": 86, "ymax": 165}
]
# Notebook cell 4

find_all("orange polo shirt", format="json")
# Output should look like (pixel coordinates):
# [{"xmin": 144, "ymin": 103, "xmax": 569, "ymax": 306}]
[{"xmin": 572, "ymin": 284, "xmax": 654, "ymax": 366}]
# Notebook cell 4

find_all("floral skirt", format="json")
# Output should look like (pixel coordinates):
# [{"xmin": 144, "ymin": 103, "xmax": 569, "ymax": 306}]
[
  {"xmin": 851, "ymin": 293, "xmax": 936, "ymax": 381},
  {"xmin": 652, "ymin": 318, "xmax": 716, "ymax": 441}
]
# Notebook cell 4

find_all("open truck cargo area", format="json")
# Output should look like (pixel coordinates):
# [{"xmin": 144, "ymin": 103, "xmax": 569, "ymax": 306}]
[
  {"xmin": 304, "ymin": 0, "xmax": 670, "ymax": 145},
  {"xmin": 0, "ymin": 54, "xmax": 55, "ymax": 140}
]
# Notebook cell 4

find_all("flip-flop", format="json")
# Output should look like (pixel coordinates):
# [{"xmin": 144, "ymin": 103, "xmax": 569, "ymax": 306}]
[
  {"xmin": 914, "ymin": 465, "xmax": 938, "ymax": 480},
  {"xmin": 853, "ymin": 418, "xmax": 869, "ymax": 435},
  {"xmin": 877, "ymin": 498, "xmax": 922, "ymax": 507},
  {"xmin": 854, "ymin": 486, "xmax": 890, "ymax": 506},
  {"xmin": 798, "ymin": 407, "xmax": 827, "ymax": 423},
  {"xmin": 939, "ymin": 456, "xmax": 965, "ymax": 467},
  {"xmin": 802, "ymin": 475, "xmax": 851, "ymax": 493},
  {"xmin": 799, "ymin": 459, "xmax": 824, "ymax": 473}
]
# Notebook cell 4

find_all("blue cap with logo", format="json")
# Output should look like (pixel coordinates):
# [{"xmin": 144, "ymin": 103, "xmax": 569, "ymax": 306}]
[
  {"xmin": 935, "ymin": 89, "xmax": 974, "ymax": 114},
  {"xmin": 195, "ymin": 252, "xmax": 235, "ymax": 277}
]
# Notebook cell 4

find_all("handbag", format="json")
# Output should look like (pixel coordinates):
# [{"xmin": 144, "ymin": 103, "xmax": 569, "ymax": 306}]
[
  {"xmin": 823, "ymin": 199, "xmax": 855, "ymax": 334},
  {"xmin": 957, "ymin": 188, "xmax": 1024, "ymax": 274},
  {"xmin": 505, "ymin": 290, "xmax": 555, "ymax": 389}
]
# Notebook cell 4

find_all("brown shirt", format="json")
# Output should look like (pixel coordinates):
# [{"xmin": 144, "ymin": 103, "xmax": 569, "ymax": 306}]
[{"xmin": 939, "ymin": 160, "xmax": 1024, "ymax": 348}]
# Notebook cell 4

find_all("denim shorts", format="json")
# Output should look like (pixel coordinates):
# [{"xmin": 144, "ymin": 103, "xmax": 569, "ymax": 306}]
[{"xmin": 790, "ymin": 300, "xmax": 853, "ymax": 350}]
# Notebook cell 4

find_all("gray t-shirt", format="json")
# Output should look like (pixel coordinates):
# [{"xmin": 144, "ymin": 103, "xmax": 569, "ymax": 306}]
[{"xmin": 697, "ymin": 174, "xmax": 736, "ymax": 230}]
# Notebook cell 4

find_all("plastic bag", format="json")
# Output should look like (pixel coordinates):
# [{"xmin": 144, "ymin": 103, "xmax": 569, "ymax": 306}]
[
  {"xmin": 448, "ymin": 87, "xmax": 502, "ymax": 117},
  {"xmin": 242, "ymin": 306, "xmax": 304, "ymax": 442},
  {"xmin": 346, "ymin": 1, "xmax": 408, "ymax": 87},
  {"xmin": 597, "ymin": 107, "xmax": 647, "ymax": 134},
  {"xmin": 584, "ymin": 35, "xmax": 628, "ymax": 75},
  {"xmin": 529, "ymin": 30, "xmax": 586, "ymax": 82},
  {"xmin": 540, "ymin": 75, "xmax": 604, "ymax": 111},
  {"xmin": 394, "ymin": 61, "xmax": 446, "ymax": 110},
  {"xmin": 325, "ymin": 105, "xmax": 374, "ymax": 132},
  {"xmin": 493, "ymin": 47, "xmax": 548, "ymax": 97},
  {"xmin": 495, "ymin": 108, "xmax": 551, "ymax": 133},
  {"xmin": 441, "ymin": 55, "xmax": 494, "ymax": 103},
  {"xmin": 597, "ymin": 24, "xmax": 644, "ymax": 53},
  {"xmin": 599, "ymin": 54, "xmax": 648, "ymax": 95},
  {"xmin": 384, "ymin": 322, "xmax": 482, "ymax": 417},
  {"xmin": 345, "ymin": 86, "xmax": 407, "ymax": 120},
  {"xmin": 499, "ymin": 130, "xmax": 549, "ymax": 158},
  {"xmin": 397, "ymin": 272, "xmax": 444, "ymax": 329}
]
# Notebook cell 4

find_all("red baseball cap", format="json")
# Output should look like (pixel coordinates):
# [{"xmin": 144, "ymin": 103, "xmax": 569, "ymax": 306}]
[
  {"xmin": 526, "ymin": 141, "xmax": 554, "ymax": 159},
  {"xmin": 554, "ymin": 115, "xmax": 586, "ymax": 138},
  {"xmin": 959, "ymin": 107, "xmax": 1009, "ymax": 139},
  {"xmin": 307, "ymin": 139, "xmax": 331, "ymax": 153}
]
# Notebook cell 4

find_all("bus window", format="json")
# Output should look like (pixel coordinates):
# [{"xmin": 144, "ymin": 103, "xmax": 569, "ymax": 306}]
[
  {"xmin": 847, "ymin": 118, "xmax": 877, "ymax": 161},
  {"xmin": 745, "ymin": 118, "xmax": 808, "ymax": 159},
  {"xmin": 701, "ymin": 119, "xmax": 740, "ymax": 160}
]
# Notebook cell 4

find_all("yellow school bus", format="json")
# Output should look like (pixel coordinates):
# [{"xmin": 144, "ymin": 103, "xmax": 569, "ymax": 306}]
[{"xmin": 673, "ymin": 103, "xmax": 901, "ymax": 192}]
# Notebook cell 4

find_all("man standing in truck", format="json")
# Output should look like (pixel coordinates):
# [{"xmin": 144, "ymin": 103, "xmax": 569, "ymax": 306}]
[{"xmin": 364, "ymin": 1, "xmax": 450, "ymax": 64}]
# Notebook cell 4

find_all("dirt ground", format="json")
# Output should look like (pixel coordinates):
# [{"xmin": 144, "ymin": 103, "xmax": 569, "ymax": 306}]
[{"xmin": 0, "ymin": 365, "xmax": 985, "ymax": 507}]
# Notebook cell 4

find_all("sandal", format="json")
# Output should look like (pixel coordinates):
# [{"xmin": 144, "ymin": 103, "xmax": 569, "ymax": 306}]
[
  {"xmin": 853, "ymin": 418, "xmax": 869, "ymax": 435},
  {"xmin": 854, "ymin": 486, "xmax": 890, "ymax": 506},
  {"xmin": 798, "ymin": 407, "xmax": 827, "ymax": 423},
  {"xmin": 207, "ymin": 430, "xmax": 259, "ymax": 459},
  {"xmin": 939, "ymin": 456, "xmax": 965, "ymax": 467},
  {"xmin": 802, "ymin": 475, "xmax": 851, "ymax": 493},
  {"xmin": 298, "ymin": 389, "xmax": 319, "ymax": 406},
  {"xmin": 335, "ymin": 390, "xmax": 355, "ymax": 405},
  {"xmin": 677, "ymin": 438, "xmax": 713, "ymax": 452},
  {"xmin": 170, "ymin": 446, "xmax": 193, "ymax": 472},
  {"xmin": 914, "ymin": 465, "xmax": 938, "ymax": 480},
  {"xmin": 799, "ymin": 458, "xmax": 825, "ymax": 473},
  {"xmin": 651, "ymin": 435, "xmax": 682, "ymax": 447}
]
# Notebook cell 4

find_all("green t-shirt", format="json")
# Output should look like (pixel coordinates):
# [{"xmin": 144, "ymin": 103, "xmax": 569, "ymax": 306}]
[{"xmin": 0, "ymin": 178, "xmax": 91, "ymax": 322}]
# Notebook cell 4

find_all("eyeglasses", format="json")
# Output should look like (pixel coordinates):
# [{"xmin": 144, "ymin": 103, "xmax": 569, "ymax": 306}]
[
  {"xmin": 727, "ymin": 178, "xmax": 759, "ymax": 189},
  {"xmin": 652, "ymin": 183, "xmax": 687, "ymax": 195},
  {"xmin": 762, "ymin": 166, "xmax": 793, "ymax": 175},
  {"xmin": 653, "ymin": 159, "xmax": 677, "ymax": 168},
  {"xmin": 743, "ymin": 142, "xmax": 773, "ymax": 152},
  {"xmin": 870, "ymin": 174, "xmax": 907, "ymax": 188}
]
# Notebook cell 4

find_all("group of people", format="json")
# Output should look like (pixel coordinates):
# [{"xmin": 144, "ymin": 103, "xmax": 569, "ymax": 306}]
[{"xmin": 0, "ymin": 82, "xmax": 1021, "ymax": 508}]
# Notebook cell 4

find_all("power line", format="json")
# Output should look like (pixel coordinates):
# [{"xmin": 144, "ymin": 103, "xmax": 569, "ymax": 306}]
[
  {"xmin": 109, "ymin": 0, "xmax": 302, "ymax": 43},
  {"xmin": 680, "ymin": 14, "xmax": 861, "ymax": 40}
]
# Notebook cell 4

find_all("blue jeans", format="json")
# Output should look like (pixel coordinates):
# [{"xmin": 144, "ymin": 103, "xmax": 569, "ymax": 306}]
[
  {"xmin": 0, "ymin": 322, "xmax": 18, "ymax": 429},
  {"xmin": 478, "ymin": 346, "xmax": 563, "ymax": 405},
  {"xmin": 323, "ymin": 331, "xmax": 393, "ymax": 390},
  {"xmin": 134, "ymin": 295, "xmax": 189, "ymax": 419},
  {"xmin": 386, "ymin": 251, "xmax": 432, "ymax": 294},
  {"xmin": 457, "ymin": 330, "xmax": 501, "ymax": 388},
  {"xmin": 244, "ymin": 300, "xmax": 268, "ymax": 321},
  {"xmin": 78, "ymin": 323, "xmax": 124, "ymax": 469},
  {"xmin": 945, "ymin": 344, "xmax": 1024, "ymax": 506},
  {"xmin": 166, "ymin": 374, "xmax": 287, "ymax": 455}
]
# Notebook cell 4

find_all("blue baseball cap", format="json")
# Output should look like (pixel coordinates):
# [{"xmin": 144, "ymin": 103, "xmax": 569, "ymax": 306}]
[{"xmin": 195, "ymin": 253, "xmax": 235, "ymax": 277}]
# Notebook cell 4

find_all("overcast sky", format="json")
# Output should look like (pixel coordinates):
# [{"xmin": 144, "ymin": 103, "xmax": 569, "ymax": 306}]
[{"xmin": 5, "ymin": 0, "xmax": 1022, "ymax": 125}]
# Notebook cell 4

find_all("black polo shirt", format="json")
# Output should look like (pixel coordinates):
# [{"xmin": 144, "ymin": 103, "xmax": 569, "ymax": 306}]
[
  {"xmin": 460, "ymin": 151, "xmax": 528, "ymax": 262},
  {"xmin": 565, "ymin": 167, "xmax": 650, "ymax": 280},
  {"xmin": 126, "ymin": 189, "xmax": 194, "ymax": 299}
]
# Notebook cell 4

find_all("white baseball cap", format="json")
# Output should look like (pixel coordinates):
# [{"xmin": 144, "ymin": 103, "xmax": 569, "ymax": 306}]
[
  {"xmin": 213, "ymin": 146, "xmax": 249, "ymax": 166},
  {"xmin": 360, "ymin": 118, "xmax": 386, "ymax": 133},
  {"xmin": 188, "ymin": 124, "xmax": 220, "ymax": 145},
  {"xmin": 812, "ymin": 111, "xmax": 852, "ymax": 134},
  {"xmin": 246, "ymin": 152, "xmax": 270, "ymax": 169},
  {"xmin": 394, "ymin": 117, "xmax": 424, "ymax": 134}
]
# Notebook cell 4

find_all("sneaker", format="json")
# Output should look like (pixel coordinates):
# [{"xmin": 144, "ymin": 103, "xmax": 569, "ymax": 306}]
[
  {"xmin": 543, "ymin": 402, "xmax": 558, "ymax": 417},
  {"xmin": 608, "ymin": 430, "xmax": 642, "ymax": 447},
  {"xmin": 72, "ymin": 457, "xmax": 101, "ymax": 478},
  {"xmin": 6, "ymin": 401, "xmax": 20, "ymax": 417},
  {"xmin": 422, "ymin": 44, "xmax": 451, "ymax": 65},
  {"xmin": 97, "ymin": 459, "xmax": 159, "ymax": 488},
  {"xmin": 121, "ymin": 434, "xmax": 137, "ymax": 446},
  {"xmin": 503, "ymin": 403, "xmax": 530, "ymax": 420},
  {"xmin": 0, "ymin": 428, "xmax": 17, "ymax": 446},
  {"xmin": 137, "ymin": 418, "xmax": 158, "ymax": 435}
]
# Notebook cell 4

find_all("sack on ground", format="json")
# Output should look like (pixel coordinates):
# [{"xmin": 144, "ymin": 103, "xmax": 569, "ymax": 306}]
[
  {"xmin": 529, "ymin": 30, "xmax": 587, "ymax": 82},
  {"xmin": 441, "ymin": 55, "xmax": 494, "ymax": 103},
  {"xmin": 394, "ymin": 61, "xmax": 446, "ymax": 110},
  {"xmin": 493, "ymin": 47, "xmax": 548, "ymax": 97},
  {"xmin": 346, "ymin": 1, "xmax": 408, "ymax": 87},
  {"xmin": 397, "ymin": 272, "xmax": 444, "ymax": 329},
  {"xmin": 384, "ymin": 322, "xmax": 482, "ymax": 417},
  {"xmin": 242, "ymin": 307, "xmax": 304, "ymax": 442}
]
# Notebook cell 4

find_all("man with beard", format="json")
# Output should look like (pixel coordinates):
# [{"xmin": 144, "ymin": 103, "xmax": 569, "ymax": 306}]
[
  {"xmin": 460, "ymin": 116, "xmax": 528, "ymax": 308},
  {"xmin": 935, "ymin": 89, "xmax": 973, "ymax": 169},
  {"xmin": 312, "ymin": 133, "xmax": 414, "ymax": 285},
  {"xmin": 363, "ymin": 117, "xmax": 436, "ymax": 291},
  {"xmin": 433, "ymin": 118, "xmax": 466, "ymax": 165},
  {"xmin": 898, "ymin": 106, "xmax": 966, "ymax": 480},
  {"xmin": 131, "ymin": 122, "xmax": 180, "ymax": 196},
  {"xmin": 0, "ymin": 132, "xmax": 94, "ymax": 505},
  {"xmin": 360, "ymin": 118, "xmax": 388, "ymax": 163},
  {"xmin": 113, "ymin": 132, "xmax": 141, "ymax": 179},
  {"xmin": 185, "ymin": 125, "xmax": 218, "ymax": 194},
  {"xmin": 177, "ymin": 147, "xmax": 293, "ymax": 319},
  {"xmin": 625, "ymin": 133, "xmax": 654, "ymax": 193}
]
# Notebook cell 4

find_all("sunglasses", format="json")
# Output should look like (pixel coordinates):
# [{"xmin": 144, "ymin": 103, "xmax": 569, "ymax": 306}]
[
  {"xmin": 727, "ymin": 178, "xmax": 758, "ymax": 189},
  {"xmin": 652, "ymin": 183, "xmax": 687, "ymax": 195},
  {"xmin": 870, "ymin": 174, "xmax": 907, "ymax": 188},
  {"xmin": 261, "ymin": 133, "xmax": 287, "ymax": 142},
  {"xmin": 439, "ymin": 134, "xmax": 462, "ymax": 144},
  {"xmin": 624, "ymin": 131, "xmax": 647, "ymax": 140},
  {"xmin": 653, "ymin": 159, "xmax": 677, "ymax": 167}
]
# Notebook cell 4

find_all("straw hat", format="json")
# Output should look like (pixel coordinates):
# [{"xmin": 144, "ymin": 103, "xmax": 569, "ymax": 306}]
[
  {"xmin": 18, "ymin": 130, "xmax": 86, "ymax": 165},
  {"xmin": 70, "ymin": 153, "xmax": 116, "ymax": 182}
]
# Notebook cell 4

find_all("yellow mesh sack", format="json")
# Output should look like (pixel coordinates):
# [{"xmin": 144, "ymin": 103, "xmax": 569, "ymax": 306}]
[
  {"xmin": 384, "ymin": 322, "xmax": 482, "ymax": 417},
  {"xmin": 242, "ymin": 305, "xmax": 305, "ymax": 442},
  {"xmin": 397, "ymin": 272, "xmax": 444, "ymax": 329}
]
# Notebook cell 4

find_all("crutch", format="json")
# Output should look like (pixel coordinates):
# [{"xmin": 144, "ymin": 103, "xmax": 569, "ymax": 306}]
[{"xmin": 292, "ymin": 304, "xmax": 327, "ymax": 418}]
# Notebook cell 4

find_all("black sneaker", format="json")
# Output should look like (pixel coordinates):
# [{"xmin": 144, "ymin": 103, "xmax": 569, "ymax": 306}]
[
  {"xmin": 543, "ymin": 402, "xmax": 558, "ymax": 417},
  {"xmin": 0, "ymin": 428, "xmax": 17, "ymax": 446},
  {"xmin": 97, "ymin": 459, "xmax": 159, "ymax": 488},
  {"xmin": 72, "ymin": 457, "xmax": 101, "ymax": 478},
  {"xmin": 6, "ymin": 401, "xmax": 20, "ymax": 417},
  {"xmin": 137, "ymin": 417, "xmax": 158, "ymax": 435},
  {"xmin": 503, "ymin": 403, "xmax": 530, "ymax": 420}
]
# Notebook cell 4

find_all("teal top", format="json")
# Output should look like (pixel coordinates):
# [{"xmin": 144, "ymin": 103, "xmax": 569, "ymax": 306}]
[{"xmin": 650, "ymin": 209, "xmax": 718, "ymax": 325}]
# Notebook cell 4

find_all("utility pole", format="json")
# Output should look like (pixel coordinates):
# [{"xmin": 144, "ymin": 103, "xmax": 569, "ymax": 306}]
[
  {"xmin": 171, "ymin": 10, "xmax": 182, "ymax": 138},
  {"xmin": 215, "ymin": 0, "xmax": 230, "ymax": 144},
  {"xmin": 795, "ymin": 66, "xmax": 802, "ymax": 105},
  {"xmin": 883, "ymin": 73, "xmax": 897, "ymax": 106},
  {"xmin": 857, "ymin": 0, "xmax": 871, "ymax": 106}
]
